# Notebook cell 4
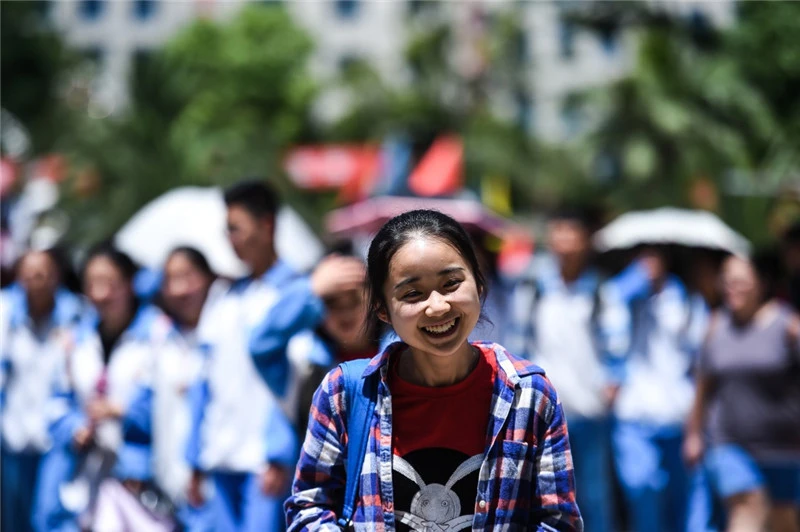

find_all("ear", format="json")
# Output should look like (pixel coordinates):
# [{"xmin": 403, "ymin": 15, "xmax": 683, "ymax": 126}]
[
  {"xmin": 376, "ymin": 305, "xmax": 390, "ymax": 324},
  {"xmin": 260, "ymin": 214, "xmax": 275, "ymax": 235}
]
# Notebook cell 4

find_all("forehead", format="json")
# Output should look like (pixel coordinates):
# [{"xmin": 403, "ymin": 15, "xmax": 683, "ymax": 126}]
[
  {"xmin": 226, "ymin": 205, "xmax": 257, "ymax": 224},
  {"xmin": 85, "ymin": 256, "xmax": 124, "ymax": 279},
  {"xmin": 19, "ymin": 252, "xmax": 56, "ymax": 275},
  {"xmin": 165, "ymin": 253, "xmax": 195, "ymax": 273},
  {"xmin": 388, "ymin": 237, "xmax": 468, "ymax": 278},
  {"xmin": 723, "ymin": 256, "xmax": 753, "ymax": 275}
]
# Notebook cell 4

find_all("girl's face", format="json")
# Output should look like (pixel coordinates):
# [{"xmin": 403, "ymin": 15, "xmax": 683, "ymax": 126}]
[
  {"xmin": 322, "ymin": 288, "xmax": 368, "ymax": 348},
  {"xmin": 162, "ymin": 253, "xmax": 213, "ymax": 326},
  {"xmin": 721, "ymin": 256, "xmax": 761, "ymax": 313},
  {"xmin": 379, "ymin": 236, "xmax": 481, "ymax": 360},
  {"xmin": 84, "ymin": 256, "xmax": 134, "ymax": 323}
]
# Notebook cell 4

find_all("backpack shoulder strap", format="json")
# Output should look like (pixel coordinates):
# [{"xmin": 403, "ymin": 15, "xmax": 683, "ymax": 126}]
[{"xmin": 338, "ymin": 358, "xmax": 377, "ymax": 528}]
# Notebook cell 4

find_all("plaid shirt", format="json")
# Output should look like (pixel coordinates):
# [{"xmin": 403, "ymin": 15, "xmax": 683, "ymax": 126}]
[{"xmin": 286, "ymin": 342, "xmax": 583, "ymax": 531}]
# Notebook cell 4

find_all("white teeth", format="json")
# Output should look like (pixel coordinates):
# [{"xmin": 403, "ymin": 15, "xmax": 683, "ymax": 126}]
[{"xmin": 423, "ymin": 319, "xmax": 456, "ymax": 334}]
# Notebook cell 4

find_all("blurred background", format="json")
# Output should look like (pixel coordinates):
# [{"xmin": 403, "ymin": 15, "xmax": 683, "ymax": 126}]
[
  {"xmin": 3, "ymin": 2, "xmax": 800, "ymax": 532},
  {"xmin": 2, "ymin": 0, "xmax": 799, "ymax": 269}
]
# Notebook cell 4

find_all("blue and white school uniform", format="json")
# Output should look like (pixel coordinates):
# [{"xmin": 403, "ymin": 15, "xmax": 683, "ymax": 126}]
[
  {"xmin": 610, "ymin": 264, "xmax": 708, "ymax": 532},
  {"xmin": 124, "ymin": 282, "xmax": 229, "ymax": 532},
  {"xmin": 186, "ymin": 261, "xmax": 303, "ymax": 532},
  {"xmin": 33, "ymin": 304, "xmax": 174, "ymax": 532},
  {"xmin": 0, "ymin": 285, "xmax": 83, "ymax": 532},
  {"xmin": 505, "ymin": 255, "xmax": 632, "ymax": 532}
]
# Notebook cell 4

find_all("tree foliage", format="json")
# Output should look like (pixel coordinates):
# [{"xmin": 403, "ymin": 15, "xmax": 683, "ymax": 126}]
[{"xmin": 57, "ymin": 4, "xmax": 320, "ymax": 246}]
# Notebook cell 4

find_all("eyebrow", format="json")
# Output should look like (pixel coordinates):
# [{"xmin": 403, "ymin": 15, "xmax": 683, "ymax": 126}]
[{"xmin": 393, "ymin": 267, "xmax": 465, "ymax": 290}]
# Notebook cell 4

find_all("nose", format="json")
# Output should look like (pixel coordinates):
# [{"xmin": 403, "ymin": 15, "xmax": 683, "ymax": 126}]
[{"xmin": 425, "ymin": 290, "xmax": 451, "ymax": 317}]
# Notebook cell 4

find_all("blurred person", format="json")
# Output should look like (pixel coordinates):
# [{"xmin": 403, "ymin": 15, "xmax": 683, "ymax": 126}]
[
  {"xmin": 185, "ymin": 180, "xmax": 317, "ymax": 531},
  {"xmin": 685, "ymin": 253, "xmax": 800, "ymax": 532},
  {"xmin": 0, "ymin": 250, "xmax": 83, "ymax": 532},
  {"xmin": 506, "ymin": 206, "xmax": 624, "ymax": 532},
  {"xmin": 782, "ymin": 221, "xmax": 800, "ymax": 312},
  {"xmin": 286, "ymin": 209, "xmax": 582, "ymax": 530},
  {"xmin": 262, "ymin": 243, "xmax": 378, "ymax": 435},
  {"xmin": 33, "ymin": 244, "xmax": 176, "ymax": 531},
  {"xmin": 468, "ymin": 230, "xmax": 512, "ymax": 345},
  {"xmin": 123, "ymin": 246, "xmax": 222, "ymax": 532},
  {"xmin": 610, "ymin": 247, "xmax": 708, "ymax": 532}
]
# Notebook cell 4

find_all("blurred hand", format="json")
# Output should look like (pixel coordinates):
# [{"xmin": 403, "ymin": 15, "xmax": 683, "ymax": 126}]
[
  {"xmin": 683, "ymin": 432, "xmax": 705, "ymax": 468},
  {"xmin": 86, "ymin": 399, "xmax": 123, "ymax": 423},
  {"xmin": 638, "ymin": 251, "xmax": 666, "ymax": 283},
  {"xmin": 187, "ymin": 470, "xmax": 205, "ymax": 507},
  {"xmin": 73, "ymin": 426, "xmax": 94, "ymax": 450},
  {"xmin": 311, "ymin": 256, "xmax": 366, "ymax": 299},
  {"xmin": 602, "ymin": 384, "xmax": 621, "ymax": 407},
  {"xmin": 260, "ymin": 463, "xmax": 291, "ymax": 497}
]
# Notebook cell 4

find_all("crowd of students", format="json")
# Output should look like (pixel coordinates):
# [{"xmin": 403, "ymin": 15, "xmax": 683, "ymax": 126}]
[{"xmin": 1, "ymin": 179, "xmax": 798, "ymax": 531}]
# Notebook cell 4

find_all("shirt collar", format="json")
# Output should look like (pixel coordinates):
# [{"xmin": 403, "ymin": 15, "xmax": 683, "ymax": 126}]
[
  {"xmin": 361, "ymin": 340, "xmax": 544, "ymax": 384},
  {"xmin": 7, "ymin": 285, "xmax": 82, "ymax": 329},
  {"xmin": 538, "ymin": 256, "xmax": 599, "ymax": 294}
]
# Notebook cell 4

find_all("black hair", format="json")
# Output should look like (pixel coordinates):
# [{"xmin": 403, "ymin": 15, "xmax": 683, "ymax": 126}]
[
  {"xmin": 82, "ymin": 242, "xmax": 139, "ymax": 284},
  {"xmin": 750, "ymin": 248, "xmax": 782, "ymax": 303},
  {"xmin": 223, "ymin": 179, "xmax": 279, "ymax": 220},
  {"xmin": 166, "ymin": 246, "xmax": 215, "ymax": 279},
  {"xmin": 549, "ymin": 204, "xmax": 600, "ymax": 232},
  {"xmin": 783, "ymin": 220, "xmax": 800, "ymax": 246},
  {"xmin": 366, "ymin": 209, "xmax": 487, "ymax": 317}
]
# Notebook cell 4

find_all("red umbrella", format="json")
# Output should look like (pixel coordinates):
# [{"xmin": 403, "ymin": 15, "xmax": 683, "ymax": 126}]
[{"xmin": 326, "ymin": 195, "xmax": 510, "ymax": 239}]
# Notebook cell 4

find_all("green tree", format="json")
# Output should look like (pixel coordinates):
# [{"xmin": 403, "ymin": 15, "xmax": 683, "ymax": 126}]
[
  {"xmin": 570, "ymin": 2, "xmax": 800, "ymax": 243},
  {"xmin": 1, "ymin": 1, "xmax": 75, "ymax": 155},
  {"xmin": 59, "ymin": 4, "xmax": 321, "ymax": 246}
]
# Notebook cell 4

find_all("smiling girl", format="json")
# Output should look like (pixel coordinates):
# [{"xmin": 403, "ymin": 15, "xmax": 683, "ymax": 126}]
[{"xmin": 286, "ymin": 210, "xmax": 582, "ymax": 531}]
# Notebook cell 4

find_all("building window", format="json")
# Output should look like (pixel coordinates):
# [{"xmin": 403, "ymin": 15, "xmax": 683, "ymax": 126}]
[
  {"xmin": 335, "ymin": 0, "xmax": 360, "ymax": 19},
  {"xmin": 561, "ymin": 93, "xmax": 584, "ymax": 138},
  {"xmin": 82, "ymin": 46, "xmax": 103, "ymax": 65},
  {"xmin": 78, "ymin": 0, "xmax": 105, "ymax": 21},
  {"xmin": 599, "ymin": 26, "xmax": 618, "ymax": 55},
  {"xmin": 558, "ymin": 17, "xmax": 575, "ymax": 59},
  {"xmin": 132, "ymin": 0, "xmax": 157, "ymax": 21},
  {"xmin": 516, "ymin": 91, "xmax": 533, "ymax": 133}
]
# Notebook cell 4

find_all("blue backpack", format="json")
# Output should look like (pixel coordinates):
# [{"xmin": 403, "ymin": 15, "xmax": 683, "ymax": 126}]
[{"xmin": 337, "ymin": 358, "xmax": 378, "ymax": 529}]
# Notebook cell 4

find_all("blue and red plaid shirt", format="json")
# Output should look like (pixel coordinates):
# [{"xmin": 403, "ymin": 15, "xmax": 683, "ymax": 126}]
[{"xmin": 286, "ymin": 342, "xmax": 583, "ymax": 531}]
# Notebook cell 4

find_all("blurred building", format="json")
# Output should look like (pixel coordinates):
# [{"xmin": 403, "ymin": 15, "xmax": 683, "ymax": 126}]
[{"xmin": 49, "ymin": 0, "xmax": 733, "ymax": 142}]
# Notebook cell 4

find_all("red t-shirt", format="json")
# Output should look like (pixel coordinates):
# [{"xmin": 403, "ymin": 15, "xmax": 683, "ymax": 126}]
[{"xmin": 388, "ymin": 345, "xmax": 496, "ymax": 531}]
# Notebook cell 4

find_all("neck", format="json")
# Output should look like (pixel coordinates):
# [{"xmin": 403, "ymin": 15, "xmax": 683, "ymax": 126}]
[
  {"xmin": 401, "ymin": 342, "xmax": 478, "ymax": 387},
  {"xmin": 559, "ymin": 258, "xmax": 586, "ymax": 284},
  {"xmin": 101, "ymin": 309, "xmax": 134, "ymax": 339},
  {"xmin": 27, "ymin": 297, "xmax": 55, "ymax": 323},
  {"xmin": 732, "ymin": 300, "xmax": 766, "ymax": 325},
  {"xmin": 340, "ymin": 335, "xmax": 374, "ymax": 355},
  {"xmin": 250, "ymin": 248, "xmax": 277, "ymax": 279}
]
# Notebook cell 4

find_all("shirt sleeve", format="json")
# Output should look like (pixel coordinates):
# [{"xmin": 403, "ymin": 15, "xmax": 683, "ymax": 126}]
[
  {"xmin": 531, "ymin": 378, "xmax": 584, "ymax": 532},
  {"xmin": 185, "ymin": 354, "xmax": 211, "ymax": 471},
  {"xmin": 46, "ymin": 354, "xmax": 87, "ymax": 448},
  {"xmin": 285, "ymin": 367, "xmax": 348, "ymax": 532},
  {"xmin": 249, "ymin": 278, "xmax": 326, "ymax": 398},
  {"xmin": 595, "ymin": 281, "xmax": 633, "ymax": 386},
  {"xmin": 122, "ymin": 385, "xmax": 153, "ymax": 444}
]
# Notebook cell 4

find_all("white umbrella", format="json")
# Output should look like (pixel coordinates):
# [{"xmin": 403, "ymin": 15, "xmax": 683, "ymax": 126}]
[
  {"xmin": 115, "ymin": 187, "xmax": 323, "ymax": 278},
  {"xmin": 593, "ymin": 207, "xmax": 751, "ymax": 256}
]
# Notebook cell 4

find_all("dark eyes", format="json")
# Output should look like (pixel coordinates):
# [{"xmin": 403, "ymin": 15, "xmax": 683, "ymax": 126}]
[
  {"xmin": 444, "ymin": 278, "xmax": 462, "ymax": 289},
  {"xmin": 400, "ymin": 279, "xmax": 462, "ymax": 301},
  {"xmin": 401, "ymin": 290, "xmax": 422, "ymax": 301}
]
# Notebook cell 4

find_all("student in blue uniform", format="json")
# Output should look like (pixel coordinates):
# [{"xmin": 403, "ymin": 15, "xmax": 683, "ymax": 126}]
[
  {"xmin": 610, "ymin": 248, "xmax": 709, "ymax": 532},
  {"xmin": 33, "ymin": 245, "xmax": 175, "ymax": 531},
  {"xmin": 259, "ymin": 245, "xmax": 377, "ymax": 434},
  {"xmin": 123, "ymin": 246, "xmax": 220, "ymax": 531},
  {"xmin": 185, "ymin": 181, "xmax": 303, "ymax": 532},
  {"xmin": 0, "ymin": 250, "xmax": 83, "ymax": 532}
]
